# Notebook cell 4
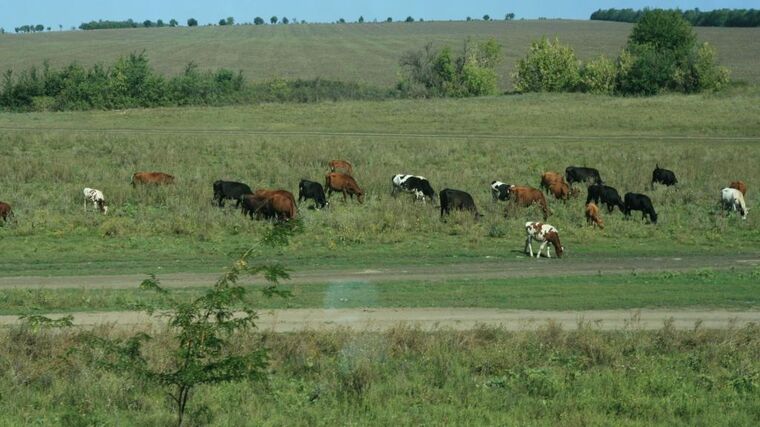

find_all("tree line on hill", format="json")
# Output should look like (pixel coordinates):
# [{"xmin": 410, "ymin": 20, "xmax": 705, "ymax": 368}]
[
  {"xmin": 591, "ymin": 8, "xmax": 760, "ymax": 27},
  {"xmin": 0, "ymin": 10, "xmax": 731, "ymax": 112}
]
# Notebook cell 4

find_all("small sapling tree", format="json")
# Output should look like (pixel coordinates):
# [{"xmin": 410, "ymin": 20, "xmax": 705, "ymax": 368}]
[{"xmin": 82, "ymin": 222, "xmax": 299, "ymax": 426}]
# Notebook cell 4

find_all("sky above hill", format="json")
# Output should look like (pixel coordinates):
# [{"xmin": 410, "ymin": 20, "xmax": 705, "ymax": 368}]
[{"xmin": 2, "ymin": 0, "xmax": 757, "ymax": 31}]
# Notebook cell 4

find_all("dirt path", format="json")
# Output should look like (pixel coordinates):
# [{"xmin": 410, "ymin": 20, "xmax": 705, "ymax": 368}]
[
  {"xmin": 1, "ymin": 254, "xmax": 758, "ymax": 289},
  {"xmin": 1, "ymin": 308, "xmax": 758, "ymax": 331}
]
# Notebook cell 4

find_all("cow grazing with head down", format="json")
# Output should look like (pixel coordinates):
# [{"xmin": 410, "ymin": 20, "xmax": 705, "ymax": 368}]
[
  {"xmin": 242, "ymin": 189, "xmax": 297, "ymax": 221},
  {"xmin": 585, "ymin": 202, "xmax": 604, "ymax": 229},
  {"xmin": 213, "ymin": 180, "xmax": 252, "ymax": 208},
  {"xmin": 729, "ymin": 181, "xmax": 747, "ymax": 197},
  {"xmin": 299, "ymin": 179, "xmax": 328, "ymax": 209},
  {"xmin": 131, "ymin": 171, "xmax": 174, "ymax": 186},
  {"xmin": 539, "ymin": 171, "xmax": 564, "ymax": 191},
  {"xmin": 392, "ymin": 174, "xmax": 436, "ymax": 202},
  {"xmin": 624, "ymin": 193, "xmax": 658, "ymax": 224},
  {"xmin": 505, "ymin": 186, "xmax": 550, "ymax": 221},
  {"xmin": 586, "ymin": 184, "xmax": 625, "ymax": 213},
  {"xmin": 565, "ymin": 166, "xmax": 603, "ymax": 186},
  {"xmin": 524, "ymin": 221, "xmax": 564, "ymax": 259},
  {"xmin": 325, "ymin": 172, "xmax": 364, "ymax": 204},
  {"xmin": 83, "ymin": 188, "xmax": 108, "ymax": 215},
  {"xmin": 652, "ymin": 164, "xmax": 678, "ymax": 189},
  {"xmin": 328, "ymin": 160, "xmax": 353, "ymax": 176},
  {"xmin": 0, "ymin": 201, "xmax": 13, "ymax": 223},
  {"xmin": 440, "ymin": 189, "xmax": 481, "ymax": 220},
  {"xmin": 721, "ymin": 187, "xmax": 749, "ymax": 220},
  {"xmin": 491, "ymin": 181, "xmax": 511, "ymax": 201}
]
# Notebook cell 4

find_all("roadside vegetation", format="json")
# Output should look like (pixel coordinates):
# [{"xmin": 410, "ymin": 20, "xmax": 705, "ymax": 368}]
[{"xmin": 2, "ymin": 322, "xmax": 758, "ymax": 425}]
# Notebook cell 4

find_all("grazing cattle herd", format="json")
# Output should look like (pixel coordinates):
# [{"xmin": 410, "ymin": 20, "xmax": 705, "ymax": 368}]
[{"xmin": 0, "ymin": 160, "xmax": 751, "ymax": 259}]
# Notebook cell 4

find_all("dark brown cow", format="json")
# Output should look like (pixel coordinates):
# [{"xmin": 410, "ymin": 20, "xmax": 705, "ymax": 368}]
[
  {"xmin": 131, "ymin": 172, "xmax": 175, "ymax": 186},
  {"xmin": 729, "ymin": 180, "xmax": 747, "ymax": 197},
  {"xmin": 325, "ymin": 172, "xmax": 364, "ymax": 204},
  {"xmin": 0, "ymin": 201, "xmax": 13, "ymax": 223},
  {"xmin": 506, "ymin": 185, "xmax": 550, "ymax": 220},
  {"xmin": 248, "ymin": 189, "xmax": 297, "ymax": 221},
  {"xmin": 328, "ymin": 160, "xmax": 353, "ymax": 176}
]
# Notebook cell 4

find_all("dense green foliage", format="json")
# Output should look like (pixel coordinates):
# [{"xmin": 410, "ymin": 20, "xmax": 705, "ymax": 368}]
[
  {"xmin": 515, "ymin": 12, "xmax": 729, "ymax": 95},
  {"xmin": 512, "ymin": 37, "xmax": 580, "ymax": 93},
  {"xmin": 0, "ymin": 53, "xmax": 392, "ymax": 111},
  {"xmin": 2, "ymin": 324, "xmax": 759, "ymax": 425},
  {"xmin": 592, "ymin": 8, "xmax": 760, "ymax": 27},
  {"xmin": 398, "ymin": 39, "xmax": 502, "ymax": 96},
  {"xmin": 618, "ymin": 10, "xmax": 729, "ymax": 95}
]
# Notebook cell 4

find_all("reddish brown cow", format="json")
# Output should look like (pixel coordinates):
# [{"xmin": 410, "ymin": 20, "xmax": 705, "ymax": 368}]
[
  {"xmin": 506, "ymin": 186, "xmax": 550, "ymax": 220},
  {"xmin": 729, "ymin": 180, "xmax": 747, "ymax": 197},
  {"xmin": 131, "ymin": 172, "xmax": 175, "ymax": 186},
  {"xmin": 585, "ymin": 202, "xmax": 604, "ymax": 229},
  {"xmin": 250, "ymin": 189, "xmax": 297, "ymax": 221},
  {"xmin": 0, "ymin": 201, "xmax": 13, "ymax": 223},
  {"xmin": 328, "ymin": 160, "xmax": 354, "ymax": 176},
  {"xmin": 539, "ymin": 171, "xmax": 564, "ymax": 191},
  {"xmin": 325, "ymin": 172, "xmax": 364, "ymax": 204},
  {"xmin": 547, "ymin": 180, "xmax": 579, "ymax": 201}
]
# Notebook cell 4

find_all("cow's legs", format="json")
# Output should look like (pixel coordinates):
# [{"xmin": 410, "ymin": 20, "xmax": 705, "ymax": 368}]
[
  {"xmin": 536, "ymin": 241, "xmax": 548, "ymax": 259},
  {"xmin": 342, "ymin": 190, "xmax": 348, "ymax": 202},
  {"xmin": 525, "ymin": 236, "xmax": 533, "ymax": 257}
]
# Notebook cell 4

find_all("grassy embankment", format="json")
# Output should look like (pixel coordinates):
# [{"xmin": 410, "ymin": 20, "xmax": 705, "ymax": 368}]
[{"xmin": 2, "ymin": 323, "xmax": 758, "ymax": 425}]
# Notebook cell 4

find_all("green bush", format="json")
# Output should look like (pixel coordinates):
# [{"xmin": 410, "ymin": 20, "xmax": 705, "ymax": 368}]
[
  {"xmin": 578, "ymin": 55, "xmax": 616, "ymax": 95},
  {"xmin": 674, "ymin": 42, "xmax": 730, "ymax": 92},
  {"xmin": 512, "ymin": 37, "xmax": 580, "ymax": 93},
  {"xmin": 399, "ymin": 38, "xmax": 502, "ymax": 97}
]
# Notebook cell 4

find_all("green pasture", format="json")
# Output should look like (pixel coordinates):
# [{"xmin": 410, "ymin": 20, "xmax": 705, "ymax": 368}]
[
  {"xmin": 1, "ymin": 20, "xmax": 760, "ymax": 89},
  {"xmin": 1, "ymin": 93, "xmax": 759, "ymax": 276},
  {"xmin": 2, "ymin": 269, "xmax": 759, "ymax": 315}
]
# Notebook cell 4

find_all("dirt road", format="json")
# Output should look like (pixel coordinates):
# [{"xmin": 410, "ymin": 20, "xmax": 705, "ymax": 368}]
[
  {"xmin": 1, "ymin": 254, "xmax": 758, "ymax": 290},
  {"xmin": 1, "ymin": 308, "xmax": 758, "ymax": 331}
]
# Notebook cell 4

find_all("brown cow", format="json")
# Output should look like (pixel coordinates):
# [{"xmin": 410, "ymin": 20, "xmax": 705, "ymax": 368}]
[
  {"xmin": 539, "ymin": 171, "xmax": 564, "ymax": 191},
  {"xmin": 547, "ymin": 180, "xmax": 580, "ymax": 201},
  {"xmin": 0, "ymin": 201, "xmax": 13, "ymax": 223},
  {"xmin": 505, "ymin": 185, "xmax": 550, "ymax": 220},
  {"xmin": 247, "ymin": 189, "xmax": 297, "ymax": 221},
  {"xmin": 729, "ymin": 180, "xmax": 747, "ymax": 197},
  {"xmin": 131, "ymin": 172, "xmax": 175, "ymax": 186},
  {"xmin": 328, "ymin": 160, "xmax": 353, "ymax": 176},
  {"xmin": 585, "ymin": 202, "xmax": 604, "ymax": 229},
  {"xmin": 325, "ymin": 172, "xmax": 364, "ymax": 204}
]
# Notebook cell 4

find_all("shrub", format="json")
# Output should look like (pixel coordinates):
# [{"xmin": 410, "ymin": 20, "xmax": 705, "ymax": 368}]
[
  {"xmin": 674, "ymin": 42, "xmax": 730, "ymax": 92},
  {"xmin": 578, "ymin": 55, "xmax": 617, "ymax": 95},
  {"xmin": 399, "ymin": 38, "xmax": 502, "ymax": 97},
  {"xmin": 512, "ymin": 37, "xmax": 580, "ymax": 93}
]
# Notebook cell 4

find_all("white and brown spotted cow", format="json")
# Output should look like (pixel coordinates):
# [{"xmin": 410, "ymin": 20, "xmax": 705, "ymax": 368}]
[
  {"xmin": 83, "ymin": 187, "xmax": 108, "ymax": 215},
  {"xmin": 524, "ymin": 221, "xmax": 564, "ymax": 259}
]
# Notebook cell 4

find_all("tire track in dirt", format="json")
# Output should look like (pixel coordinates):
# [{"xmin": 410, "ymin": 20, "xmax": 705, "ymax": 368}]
[{"xmin": 1, "ymin": 308, "xmax": 758, "ymax": 331}]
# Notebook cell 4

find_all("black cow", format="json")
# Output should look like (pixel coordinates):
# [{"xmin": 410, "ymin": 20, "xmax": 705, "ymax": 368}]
[
  {"xmin": 586, "ymin": 184, "xmax": 625, "ymax": 213},
  {"xmin": 652, "ymin": 164, "xmax": 678, "ymax": 189},
  {"xmin": 490, "ymin": 181, "xmax": 511, "ymax": 201},
  {"xmin": 565, "ymin": 166, "xmax": 603, "ymax": 186},
  {"xmin": 624, "ymin": 193, "xmax": 658, "ymax": 224},
  {"xmin": 440, "ymin": 188, "xmax": 481, "ymax": 220},
  {"xmin": 391, "ymin": 174, "xmax": 436, "ymax": 202},
  {"xmin": 213, "ymin": 180, "xmax": 252, "ymax": 208},
  {"xmin": 298, "ymin": 179, "xmax": 328, "ymax": 209}
]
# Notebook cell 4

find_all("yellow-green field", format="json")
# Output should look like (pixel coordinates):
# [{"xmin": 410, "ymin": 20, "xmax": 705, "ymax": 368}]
[{"xmin": 2, "ymin": 20, "xmax": 760, "ymax": 89}]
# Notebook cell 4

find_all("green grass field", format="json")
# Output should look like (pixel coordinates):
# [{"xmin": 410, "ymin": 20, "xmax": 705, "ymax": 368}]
[
  {"xmin": 2, "ymin": 20, "xmax": 760, "ymax": 89},
  {"xmin": 1, "ymin": 93, "xmax": 759, "ymax": 277}
]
